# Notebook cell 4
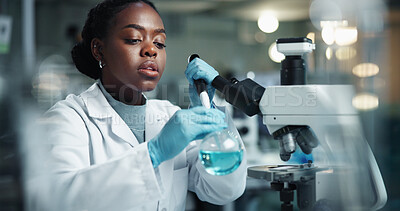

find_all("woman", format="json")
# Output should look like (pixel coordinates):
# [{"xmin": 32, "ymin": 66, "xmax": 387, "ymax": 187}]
[{"xmin": 36, "ymin": 0, "xmax": 246, "ymax": 210}]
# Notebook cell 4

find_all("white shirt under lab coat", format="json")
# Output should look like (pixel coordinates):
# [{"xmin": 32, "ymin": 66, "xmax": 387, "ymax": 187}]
[{"xmin": 31, "ymin": 82, "xmax": 247, "ymax": 211}]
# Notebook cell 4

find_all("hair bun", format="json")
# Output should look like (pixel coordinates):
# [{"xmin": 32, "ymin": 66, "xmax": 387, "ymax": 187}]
[{"xmin": 71, "ymin": 41, "xmax": 100, "ymax": 80}]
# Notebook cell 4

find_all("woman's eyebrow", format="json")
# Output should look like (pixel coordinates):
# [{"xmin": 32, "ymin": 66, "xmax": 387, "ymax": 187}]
[
  {"xmin": 154, "ymin": 28, "xmax": 166, "ymax": 34},
  {"xmin": 122, "ymin": 24, "xmax": 165, "ymax": 34},
  {"xmin": 122, "ymin": 23, "xmax": 145, "ymax": 30}
]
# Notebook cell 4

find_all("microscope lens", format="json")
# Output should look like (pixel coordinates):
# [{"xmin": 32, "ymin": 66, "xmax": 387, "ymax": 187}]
[
  {"xmin": 279, "ymin": 135, "xmax": 294, "ymax": 162},
  {"xmin": 298, "ymin": 127, "xmax": 319, "ymax": 149},
  {"xmin": 296, "ymin": 135, "xmax": 313, "ymax": 154},
  {"xmin": 282, "ymin": 133, "xmax": 296, "ymax": 153},
  {"xmin": 280, "ymin": 152, "xmax": 291, "ymax": 162}
]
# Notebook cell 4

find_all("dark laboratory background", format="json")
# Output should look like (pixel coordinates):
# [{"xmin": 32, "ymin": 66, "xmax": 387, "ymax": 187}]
[{"xmin": 0, "ymin": 0, "xmax": 400, "ymax": 210}]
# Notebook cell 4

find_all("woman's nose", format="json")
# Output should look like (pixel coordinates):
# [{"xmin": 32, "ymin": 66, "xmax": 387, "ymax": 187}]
[{"xmin": 141, "ymin": 42, "xmax": 157, "ymax": 58}]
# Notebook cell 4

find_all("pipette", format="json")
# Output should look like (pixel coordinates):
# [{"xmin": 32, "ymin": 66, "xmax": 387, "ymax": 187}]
[{"xmin": 187, "ymin": 54, "xmax": 211, "ymax": 109}]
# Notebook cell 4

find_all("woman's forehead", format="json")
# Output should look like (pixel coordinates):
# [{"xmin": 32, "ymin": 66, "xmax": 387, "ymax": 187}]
[{"xmin": 113, "ymin": 2, "xmax": 164, "ymax": 30}]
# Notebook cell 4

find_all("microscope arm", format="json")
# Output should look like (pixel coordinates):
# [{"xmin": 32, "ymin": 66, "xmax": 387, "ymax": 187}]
[{"xmin": 211, "ymin": 76, "xmax": 265, "ymax": 116}]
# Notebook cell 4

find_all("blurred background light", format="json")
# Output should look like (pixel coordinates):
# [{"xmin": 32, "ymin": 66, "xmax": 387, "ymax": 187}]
[
  {"xmin": 246, "ymin": 71, "xmax": 255, "ymax": 80},
  {"xmin": 321, "ymin": 25, "xmax": 357, "ymax": 46},
  {"xmin": 335, "ymin": 47, "xmax": 357, "ymax": 60},
  {"xmin": 321, "ymin": 26, "xmax": 335, "ymax": 45},
  {"xmin": 352, "ymin": 63, "xmax": 379, "ymax": 78},
  {"xmin": 31, "ymin": 72, "xmax": 70, "ymax": 108},
  {"xmin": 325, "ymin": 47, "xmax": 333, "ymax": 60},
  {"xmin": 320, "ymin": 20, "xmax": 348, "ymax": 28},
  {"xmin": 34, "ymin": 72, "xmax": 67, "ymax": 91},
  {"xmin": 352, "ymin": 93, "xmax": 379, "ymax": 111},
  {"xmin": 335, "ymin": 27, "xmax": 358, "ymax": 46},
  {"xmin": 257, "ymin": 13, "xmax": 279, "ymax": 33},
  {"xmin": 268, "ymin": 42, "xmax": 285, "ymax": 63}
]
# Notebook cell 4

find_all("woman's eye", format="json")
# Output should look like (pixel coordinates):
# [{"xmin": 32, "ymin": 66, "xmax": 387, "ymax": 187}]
[
  {"xmin": 154, "ymin": 42, "xmax": 166, "ymax": 49},
  {"xmin": 125, "ymin": 39, "xmax": 141, "ymax": 44}
]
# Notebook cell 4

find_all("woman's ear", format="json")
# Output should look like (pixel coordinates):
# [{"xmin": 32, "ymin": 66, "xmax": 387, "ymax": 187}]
[{"xmin": 91, "ymin": 38, "xmax": 104, "ymax": 62}]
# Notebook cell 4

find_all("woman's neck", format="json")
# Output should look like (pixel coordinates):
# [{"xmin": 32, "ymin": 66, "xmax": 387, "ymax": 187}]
[{"xmin": 100, "ymin": 78, "xmax": 144, "ymax": 106}]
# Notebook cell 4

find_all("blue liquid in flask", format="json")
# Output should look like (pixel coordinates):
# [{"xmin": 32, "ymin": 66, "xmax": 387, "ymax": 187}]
[{"xmin": 200, "ymin": 150, "xmax": 243, "ymax": 175}]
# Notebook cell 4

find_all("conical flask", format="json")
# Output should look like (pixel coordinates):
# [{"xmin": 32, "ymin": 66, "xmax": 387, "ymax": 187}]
[{"xmin": 199, "ymin": 128, "xmax": 243, "ymax": 175}]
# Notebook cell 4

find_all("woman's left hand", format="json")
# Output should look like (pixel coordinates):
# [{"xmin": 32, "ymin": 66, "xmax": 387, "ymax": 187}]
[{"xmin": 185, "ymin": 58, "xmax": 219, "ymax": 107}]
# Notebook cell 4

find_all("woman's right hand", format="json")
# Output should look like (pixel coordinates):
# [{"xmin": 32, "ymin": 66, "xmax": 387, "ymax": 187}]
[
  {"xmin": 148, "ymin": 107, "xmax": 227, "ymax": 168},
  {"xmin": 185, "ymin": 58, "xmax": 219, "ymax": 107}
]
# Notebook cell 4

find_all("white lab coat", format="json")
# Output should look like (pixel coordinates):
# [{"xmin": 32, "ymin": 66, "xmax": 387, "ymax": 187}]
[{"xmin": 30, "ymin": 82, "xmax": 246, "ymax": 211}]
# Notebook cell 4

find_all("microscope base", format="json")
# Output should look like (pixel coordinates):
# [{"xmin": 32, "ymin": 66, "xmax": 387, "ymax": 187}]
[{"xmin": 248, "ymin": 164, "xmax": 325, "ymax": 211}]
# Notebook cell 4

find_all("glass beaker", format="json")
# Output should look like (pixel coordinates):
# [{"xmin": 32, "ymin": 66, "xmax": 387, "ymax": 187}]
[{"xmin": 199, "ymin": 128, "xmax": 243, "ymax": 176}]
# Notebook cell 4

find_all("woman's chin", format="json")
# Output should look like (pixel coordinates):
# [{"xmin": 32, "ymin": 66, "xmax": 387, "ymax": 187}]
[
  {"xmin": 139, "ymin": 83, "xmax": 158, "ymax": 92},
  {"xmin": 141, "ymin": 87, "xmax": 156, "ymax": 92},
  {"xmin": 124, "ymin": 81, "xmax": 158, "ymax": 92}
]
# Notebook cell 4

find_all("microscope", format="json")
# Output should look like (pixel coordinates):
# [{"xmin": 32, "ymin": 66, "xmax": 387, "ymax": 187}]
[{"xmin": 208, "ymin": 38, "xmax": 387, "ymax": 210}]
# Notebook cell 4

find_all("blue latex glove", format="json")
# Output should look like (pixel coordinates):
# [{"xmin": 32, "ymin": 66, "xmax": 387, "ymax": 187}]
[
  {"xmin": 148, "ymin": 106, "xmax": 227, "ymax": 168},
  {"xmin": 188, "ymin": 84, "xmax": 215, "ymax": 108},
  {"xmin": 185, "ymin": 58, "xmax": 219, "ymax": 107}
]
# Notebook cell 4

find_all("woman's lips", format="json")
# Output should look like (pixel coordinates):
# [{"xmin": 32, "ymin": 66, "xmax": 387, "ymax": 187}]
[{"xmin": 138, "ymin": 61, "xmax": 159, "ymax": 78}]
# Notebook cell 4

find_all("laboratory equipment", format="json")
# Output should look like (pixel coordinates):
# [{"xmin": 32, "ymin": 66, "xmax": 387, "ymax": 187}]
[
  {"xmin": 248, "ymin": 163, "xmax": 325, "ymax": 210},
  {"xmin": 199, "ymin": 129, "xmax": 244, "ymax": 175},
  {"xmin": 208, "ymin": 37, "xmax": 387, "ymax": 210},
  {"xmin": 186, "ymin": 54, "xmax": 215, "ymax": 109},
  {"xmin": 187, "ymin": 54, "xmax": 244, "ymax": 176}
]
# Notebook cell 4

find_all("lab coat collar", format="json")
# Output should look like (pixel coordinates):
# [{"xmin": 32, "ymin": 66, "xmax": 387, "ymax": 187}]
[
  {"xmin": 80, "ymin": 82, "xmax": 115, "ymax": 119},
  {"xmin": 80, "ymin": 82, "xmax": 144, "ymax": 147},
  {"xmin": 81, "ymin": 82, "xmax": 148, "ymax": 119}
]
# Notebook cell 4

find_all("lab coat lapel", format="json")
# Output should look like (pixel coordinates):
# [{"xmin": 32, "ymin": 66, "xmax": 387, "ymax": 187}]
[
  {"xmin": 109, "ymin": 115, "xmax": 139, "ymax": 147},
  {"xmin": 145, "ymin": 101, "xmax": 169, "ymax": 141},
  {"xmin": 146, "ymin": 101, "xmax": 173, "ymax": 193},
  {"xmin": 81, "ymin": 83, "xmax": 139, "ymax": 147}
]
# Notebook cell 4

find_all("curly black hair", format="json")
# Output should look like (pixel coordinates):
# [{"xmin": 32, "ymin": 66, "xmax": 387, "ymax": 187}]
[{"xmin": 71, "ymin": 0, "xmax": 158, "ymax": 80}]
